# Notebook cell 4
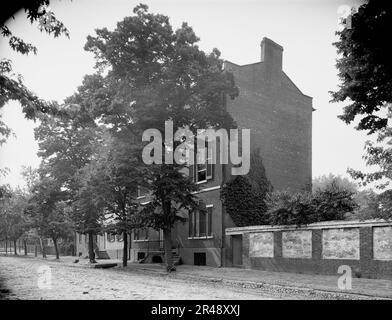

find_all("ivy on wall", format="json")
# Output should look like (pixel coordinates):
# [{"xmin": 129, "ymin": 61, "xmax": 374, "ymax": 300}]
[{"xmin": 220, "ymin": 149, "xmax": 272, "ymax": 227}]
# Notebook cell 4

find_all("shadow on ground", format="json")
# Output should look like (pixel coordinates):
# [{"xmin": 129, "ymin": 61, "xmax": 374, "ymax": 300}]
[{"xmin": 0, "ymin": 277, "xmax": 12, "ymax": 300}]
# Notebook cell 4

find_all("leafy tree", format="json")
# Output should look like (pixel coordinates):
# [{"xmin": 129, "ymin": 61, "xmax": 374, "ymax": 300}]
[
  {"xmin": 313, "ymin": 174, "xmax": 358, "ymax": 193},
  {"xmin": 45, "ymin": 201, "xmax": 74, "ymax": 259},
  {"xmin": 0, "ymin": 0, "xmax": 70, "ymax": 143},
  {"xmin": 331, "ymin": 0, "xmax": 392, "ymax": 134},
  {"xmin": 0, "ymin": 187, "xmax": 29, "ymax": 255},
  {"xmin": 82, "ymin": 132, "xmax": 145, "ymax": 266},
  {"xmin": 71, "ymin": 177, "xmax": 104, "ymax": 263},
  {"xmin": 140, "ymin": 164, "xmax": 200, "ymax": 271},
  {"xmin": 79, "ymin": 4, "xmax": 238, "ymax": 271},
  {"xmin": 25, "ymin": 174, "xmax": 72, "ymax": 259},
  {"xmin": 0, "ymin": 168, "xmax": 11, "ymax": 200},
  {"xmin": 331, "ymin": 1, "xmax": 392, "ymax": 213},
  {"xmin": 348, "ymin": 108, "xmax": 392, "ymax": 190},
  {"xmin": 349, "ymin": 189, "xmax": 381, "ymax": 220},
  {"xmin": 34, "ymin": 106, "xmax": 101, "ymax": 262},
  {"xmin": 375, "ymin": 190, "xmax": 392, "ymax": 220}
]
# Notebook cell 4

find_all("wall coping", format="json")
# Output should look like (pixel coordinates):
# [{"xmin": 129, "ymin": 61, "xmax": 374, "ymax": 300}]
[{"xmin": 225, "ymin": 219, "xmax": 392, "ymax": 235}]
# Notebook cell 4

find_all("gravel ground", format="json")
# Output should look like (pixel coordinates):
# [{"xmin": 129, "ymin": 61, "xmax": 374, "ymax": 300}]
[
  {"xmin": 0, "ymin": 255, "xmax": 381, "ymax": 300},
  {"xmin": 0, "ymin": 256, "xmax": 281, "ymax": 300}
]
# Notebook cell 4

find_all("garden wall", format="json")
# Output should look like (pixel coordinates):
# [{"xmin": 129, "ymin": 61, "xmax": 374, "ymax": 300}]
[{"xmin": 225, "ymin": 219, "xmax": 392, "ymax": 279}]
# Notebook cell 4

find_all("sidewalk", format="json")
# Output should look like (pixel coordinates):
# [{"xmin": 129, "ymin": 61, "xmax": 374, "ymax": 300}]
[{"xmin": 126, "ymin": 263, "xmax": 392, "ymax": 299}]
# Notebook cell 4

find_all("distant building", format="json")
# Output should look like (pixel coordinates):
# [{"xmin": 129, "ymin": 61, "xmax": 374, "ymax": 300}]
[{"xmin": 76, "ymin": 37, "xmax": 313, "ymax": 267}]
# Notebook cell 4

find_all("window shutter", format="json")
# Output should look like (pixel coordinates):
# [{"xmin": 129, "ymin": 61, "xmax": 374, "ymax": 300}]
[
  {"xmin": 207, "ymin": 207, "xmax": 213, "ymax": 236},
  {"xmin": 189, "ymin": 212, "xmax": 194, "ymax": 237}
]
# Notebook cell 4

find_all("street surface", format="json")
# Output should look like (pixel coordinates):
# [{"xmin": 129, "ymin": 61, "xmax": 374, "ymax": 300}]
[
  {"xmin": 0, "ymin": 255, "xmax": 385, "ymax": 300},
  {"xmin": 0, "ymin": 256, "xmax": 279, "ymax": 300}
]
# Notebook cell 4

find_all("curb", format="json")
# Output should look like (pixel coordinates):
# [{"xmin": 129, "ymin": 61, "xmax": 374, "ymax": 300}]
[{"xmin": 130, "ymin": 266, "xmax": 390, "ymax": 300}]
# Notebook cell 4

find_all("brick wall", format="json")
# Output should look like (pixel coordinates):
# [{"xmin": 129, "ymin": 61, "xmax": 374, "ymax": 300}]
[
  {"xmin": 226, "ymin": 220, "xmax": 392, "ymax": 279},
  {"xmin": 224, "ymin": 37, "xmax": 312, "ymax": 191}
]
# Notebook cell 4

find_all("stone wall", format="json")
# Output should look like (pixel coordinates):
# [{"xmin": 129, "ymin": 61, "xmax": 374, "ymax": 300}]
[{"xmin": 226, "ymin": 220, "xmax": 392, "ymax": 279}]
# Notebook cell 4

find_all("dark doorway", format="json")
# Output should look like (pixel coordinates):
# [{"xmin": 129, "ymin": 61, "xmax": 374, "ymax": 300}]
[
  {"xmin": 137, "ymin": 252, "xmax": 146, "ymax": 260},
  {"xmin": 194, "ymin": 252, "xmax": 206, "ymax": 266},
  {"xmin": 232, "ymin": 235, "xmax": 243, "ymax": 266}
]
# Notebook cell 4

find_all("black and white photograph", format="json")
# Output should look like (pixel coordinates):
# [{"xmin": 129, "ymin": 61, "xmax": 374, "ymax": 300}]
[{"xmin": 0, "ymin": 0, "xmax": 391, "ymax": 307}]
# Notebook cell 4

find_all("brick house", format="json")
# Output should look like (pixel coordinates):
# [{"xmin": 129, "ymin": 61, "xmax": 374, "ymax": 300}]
[{"xmin": 76, "ymin": 37, "xmax": 313, "ymax": 267}]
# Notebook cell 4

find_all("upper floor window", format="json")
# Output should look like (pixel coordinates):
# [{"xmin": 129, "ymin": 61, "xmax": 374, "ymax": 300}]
[
  {"xmin": 137, "ymin": 186, "xmax": 145, "ymax": 198},
  {"xmin": 194, "ymin": 140, "xmax": 214, "ymax": 183}
]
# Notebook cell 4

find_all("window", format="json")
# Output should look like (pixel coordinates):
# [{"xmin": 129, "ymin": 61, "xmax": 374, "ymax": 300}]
[
  {"xmin": 137, "ymin": 252, "xmax": 146, "ymax": 260},
  {"xmin": 194, "ymin": 140, "xmax": 214, "ymax": 183},
  {"xmin": 196, "ymin": 163, "xmax": 207, "ymax": 182},
  {"xmin": 194, "ymin": 252, "xmax": 206, "ymax": 266},
  {"xmin": 78, "ymin": 234, "xmax": 82, "ymax": 244},
  {"xmin": 116, "ymin": 233, "xmax": 123, "ymax": 242},
  {"xmin": 107, "ymin": 233, "xmax": 116, "ymax": 242},
  {"xmin": 137, "ymin": 186, "xmax": 148, "ymax": 198},
  {"xmin": 189, "ymin": 205, "xmax": 213, "ymax": 238},
  {"xmin": 134, "ymin": 228, "xmax": 149, "ymax": 241}
]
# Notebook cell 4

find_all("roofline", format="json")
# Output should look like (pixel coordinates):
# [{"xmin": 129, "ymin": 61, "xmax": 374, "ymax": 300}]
[
  {"xmin": 282, "ymin": 71, "xmax": 312, "ymax": 100},
  {"xmin": 224, "ymin": 61, "xmax": 313, "ymax": 100},
  {"xmin": 224, "ymin": 60, "xmax": 263, "ymax": 68}
]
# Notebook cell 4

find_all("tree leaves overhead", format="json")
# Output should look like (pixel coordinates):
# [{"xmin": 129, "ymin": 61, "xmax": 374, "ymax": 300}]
[
  {"xmin": 331, "ymin": 0, "xmax": 392, "ymax": 134},
  {"xmin": 348, "ymin": 107, "xmax": 392, "ymax": 191},
  {"xmin": 0, "ymin": 0, "xmax": 70, "ymax": 144}
]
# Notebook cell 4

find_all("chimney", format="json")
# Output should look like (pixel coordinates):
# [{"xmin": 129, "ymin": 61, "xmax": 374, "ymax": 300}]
[{"xmin": 260, "ymin": 37, "xmax": 283, "ymax": 72}]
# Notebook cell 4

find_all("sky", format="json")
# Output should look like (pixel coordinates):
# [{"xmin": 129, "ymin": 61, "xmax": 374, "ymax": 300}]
[{"xmin": 0, "ymin": 0, "xmax": 369, "ymax": 188}]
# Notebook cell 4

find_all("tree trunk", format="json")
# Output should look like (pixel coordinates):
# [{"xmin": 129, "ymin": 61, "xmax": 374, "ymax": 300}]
[
  {"xmin": 88, "ymin": 232, "xmax": 96, "ymax": 263},
  {"xmin": 5, "ymin": 238, "xmax": 8, "ymax": 256},
  {"xmin": 39, "ymin": 237, "xmax": 46, "ymax": 258},
  {"xmin": 34, "ymin": 244, "xmax": 37, "ymax": 257},
  {"xmin": 163, "ymin": 228, "xmax": 175, "ymax": 272},
  {"xmin": 53, "ymin": 238, "xmax": 59, "ymax": 260},
  {"xmin": 13, "ymin": 239, "xmax": 17, "ymax": 255},
  {"xmin": 122, "ymin": 231, "xmax": 128, "ymax": 267},
  {"xmin": 23, "ymin": 239, "xmax": 27, "ymax": 256}
]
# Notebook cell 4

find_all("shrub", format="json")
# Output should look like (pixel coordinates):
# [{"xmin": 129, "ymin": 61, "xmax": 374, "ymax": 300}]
[
  {"xmin": 312, "ymin": 180, "xmax": 358, "ymax": 222},
  {"xmin": 265, "ymin": 191, "xmax": 314, "ymax": 226},
  {"xmin": 266, "ymin": 180, "xmax": 358, "ymax": 226},
  {"xmin": 221, "ymin": 175, "xmax": 268, "ymax": 226}
]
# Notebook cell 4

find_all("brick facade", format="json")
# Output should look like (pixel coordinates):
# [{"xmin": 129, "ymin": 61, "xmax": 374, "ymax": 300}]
[{"xmin": 225, "ymin": 37, "xmax": 312, "ymax": 191}]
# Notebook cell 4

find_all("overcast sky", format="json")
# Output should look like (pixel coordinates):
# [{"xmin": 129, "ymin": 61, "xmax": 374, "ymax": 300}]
[{"xmin": 0, "ymin": 0, "xmax": 368, "ymax": 188}]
